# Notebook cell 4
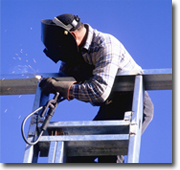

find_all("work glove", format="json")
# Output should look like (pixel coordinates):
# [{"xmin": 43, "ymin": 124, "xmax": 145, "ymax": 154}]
[{"xmin": 39, "ymin": 77, "xmax": 76, "ymax": 99}]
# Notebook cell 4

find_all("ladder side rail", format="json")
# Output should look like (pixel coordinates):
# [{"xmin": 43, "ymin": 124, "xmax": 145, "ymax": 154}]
[
  {"xmin": 54, "ymin": 141, "xmax": 66, "ymax": 163},
  {"xmin": 48, "ymin": 141, "xmax": 57, "ymax": 163},
  {"xmin": 48, "ymin": 141, "xmax": 66, "ymax": 163},
  {"xmin": 23, "ymin": 85, "xmax": 41, "ymax": 163},
  {"xmin": 23, "ymin": 85, "xmax": 49, "ymax": 163},
  {"xmin": 127, "ymin": 75, "xmax": 144, "ymax": 163}
]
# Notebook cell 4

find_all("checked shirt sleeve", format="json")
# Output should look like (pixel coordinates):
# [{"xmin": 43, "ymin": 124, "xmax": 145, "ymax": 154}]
[{"xmin": 69, "ymin": 38, "xmax": 120, "ymax": 105}]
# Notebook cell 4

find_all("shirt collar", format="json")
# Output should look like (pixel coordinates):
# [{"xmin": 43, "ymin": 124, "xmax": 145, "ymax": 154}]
[{"xmin": 82, "ymin": 24, "xmax": 94, "ymax": 51}]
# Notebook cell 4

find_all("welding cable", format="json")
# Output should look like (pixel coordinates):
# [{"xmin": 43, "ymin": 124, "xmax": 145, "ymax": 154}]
[
  {"xmin": 21, "ymin": 106, "xmax": 44, "ymax": 145},
  {"xmin": 21, "ymin": 92, "xmax": 65, "ymax": 145}
]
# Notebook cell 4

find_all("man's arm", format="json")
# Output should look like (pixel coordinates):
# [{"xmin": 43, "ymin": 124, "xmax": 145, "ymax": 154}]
[
  {"xmin": 69, "ymin": 46, "xmax": 120, "ymax": 105},
  {"xmin": 59, "ymin": 61, "xmax": 94, "ymax": 82}
]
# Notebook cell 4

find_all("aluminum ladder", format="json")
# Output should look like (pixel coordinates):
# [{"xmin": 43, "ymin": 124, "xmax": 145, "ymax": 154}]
[
  {"xmin": 23, "ymin": 75, "xmax": 143, "ymax": 163},
  {"xmin": 22, "ymin": 69, "xmax": 172, "ymax": 163}
]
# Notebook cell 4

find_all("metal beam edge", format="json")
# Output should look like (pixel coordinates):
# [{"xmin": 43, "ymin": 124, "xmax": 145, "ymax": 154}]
[{"xmin": 0, "ymin": 68, "xmax": 172, "ymax": 95}]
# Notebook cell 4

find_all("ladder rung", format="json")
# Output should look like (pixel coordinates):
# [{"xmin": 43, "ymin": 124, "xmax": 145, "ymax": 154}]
[
  {"xmin": 38, "ymin": 120, "xmax": 130, "ymax": 136},
  {"xmin": 39, "ymin": 134, "xmax": 129, "ymax": 157}
]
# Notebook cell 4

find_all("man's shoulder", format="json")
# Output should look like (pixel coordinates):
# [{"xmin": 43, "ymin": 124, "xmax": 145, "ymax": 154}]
[
  {"xmin": 93, "ymin": 28, "xmax": 120, "ymax": 46},
  {"xmin": 85, "ymin": 24, "xmax": 122, "ymax": 53}
]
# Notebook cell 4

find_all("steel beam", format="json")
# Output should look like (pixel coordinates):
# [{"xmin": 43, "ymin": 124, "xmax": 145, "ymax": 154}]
[
  {"xmin": 0, "ymin": 69, "xmax": 172, "ymax": 95},
  {"xmin": 0, "ymin": 78, "xmax": 39, "ymax": 95},
  {"xmin": 113, "ymin": 68, "xmax": 172, "ymax": 91}
]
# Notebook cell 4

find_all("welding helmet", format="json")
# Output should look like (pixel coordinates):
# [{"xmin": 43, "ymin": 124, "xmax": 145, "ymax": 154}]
[{"xmin": 41, "ymin": 14, "xmax": 84, "ymax": 65}]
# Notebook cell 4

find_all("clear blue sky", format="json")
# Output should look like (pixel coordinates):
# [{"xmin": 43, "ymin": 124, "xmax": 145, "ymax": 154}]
[{"xmin": 1, "ymin": 0, "xmax": 172, "ymax": 163}]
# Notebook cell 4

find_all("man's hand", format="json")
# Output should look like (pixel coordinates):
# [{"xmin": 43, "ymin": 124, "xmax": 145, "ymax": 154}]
[
  {"xmin": 39, "ymin": 77, "xmax": 57, "ymax": 96},
  {"xmin": 39, "ymin": 77, "xmax": 76, "ymax": 99}
]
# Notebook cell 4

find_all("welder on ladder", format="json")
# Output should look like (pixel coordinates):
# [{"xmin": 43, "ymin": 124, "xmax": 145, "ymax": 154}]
[{"xmin": 39, "ymin": 13, "xmax": 154, "ymax": 163}]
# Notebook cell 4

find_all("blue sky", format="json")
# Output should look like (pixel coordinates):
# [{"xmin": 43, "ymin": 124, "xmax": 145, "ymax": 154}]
[{"xmin": 1, "ymin": 0, "xmax": 172, "ymax": 163}]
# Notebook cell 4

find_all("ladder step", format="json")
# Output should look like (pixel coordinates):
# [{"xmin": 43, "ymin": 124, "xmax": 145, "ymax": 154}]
[
  {"xmin": 38, "ymin": 120, "xmax": 130, "ymax": 136},
  {"xmin": 40, "ymin": 134, "xmax": 129, "ymax": 157},
  {"xmin": 38, "ymin": 120, "xmax": 130, "ymax": 157}
]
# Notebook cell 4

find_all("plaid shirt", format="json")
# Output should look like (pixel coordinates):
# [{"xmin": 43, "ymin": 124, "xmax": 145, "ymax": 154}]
[{"xmin": 59, "ymin": 24, "xmax": 142, "ymax": 105}]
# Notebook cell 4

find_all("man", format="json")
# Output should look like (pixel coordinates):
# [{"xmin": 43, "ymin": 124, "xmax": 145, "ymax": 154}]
[{"xmin": 40, "ymin": 14, "xmax": 154, "ymax": 163}]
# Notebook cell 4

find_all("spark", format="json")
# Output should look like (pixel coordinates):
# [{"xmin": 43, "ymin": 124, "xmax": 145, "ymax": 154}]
[
  {"xmin": 4, "ymin": 109, "xmax": 8, "ymax": 113},
  {"xmin": 18, "ymin": 115, "xmax": 21, "ymax": 119},
  {"xmin": 18, "ymin": 95, "xmax": 22, "ymax": 98},
  {"xmin": 33, "ymin": 58, "xmax": 36, "ymax": 63},
  {"xmin": 20, "ymin": 49, "xmax": 23, "ymax": 53},
  {"xmin": 15, "ymin": 53, "xmax": 18, "ymax": 56},
  {"xmin": 2, "ymin": 78, "xmax": 5, "ymax": 81},
  {"xmin": 30, "ymin": 27, "xmax": 33, "ymax": 30},
  {"xmin": 12, "ymin": 71, "xmax": 15, "ymax": 74},
  {"xmin": 35, "ymin": 75, "xmax": 42, "ymax": 80},
  {"xmin": 13, "ymin": 57, "xmax": 16, "ymax": 60},
  {"xmin": 7, "ymin": 88, "xmax": 11, "ymax": 90},
  {"xmin": 28, "ymin": 65, "xmax": 36, "ymax": 72},
  {"xmin": 18, "ymin": 57, "xmax": 22, "ymax": 60},
  {"xmin": 28, "ymin": 65, "xmax": 32, "ymax": 68},
  {"xmin": 26, "ymin": 60, "xmax": 28, "ymax": 62}
]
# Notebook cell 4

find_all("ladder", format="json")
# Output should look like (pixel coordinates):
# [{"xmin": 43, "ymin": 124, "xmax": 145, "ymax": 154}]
[{"xmin": 21, "ymin": 69, "xmax": 172, "ymax": 163}]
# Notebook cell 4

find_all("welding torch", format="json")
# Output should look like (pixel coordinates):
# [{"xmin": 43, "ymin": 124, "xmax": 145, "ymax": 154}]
[{"xmin": 21, "ymin": 91, "xmax": 65, "ymax": 145}]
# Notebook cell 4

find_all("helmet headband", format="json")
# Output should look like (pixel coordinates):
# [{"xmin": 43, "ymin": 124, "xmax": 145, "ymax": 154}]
[{"xmin": 53, "ymin": 16, "xmax": 79, "ymax": 31}]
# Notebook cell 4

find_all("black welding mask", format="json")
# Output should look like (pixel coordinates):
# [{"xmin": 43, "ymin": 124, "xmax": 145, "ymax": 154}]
[{"xmin": 41, "ymin": 15, "xmax": 84, "ymax": 65}]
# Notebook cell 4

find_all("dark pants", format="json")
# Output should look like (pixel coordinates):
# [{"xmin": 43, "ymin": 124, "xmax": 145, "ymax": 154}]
[{"xmin": 66, "ymin": 91, "xmax": 154, "ymax": 163}]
